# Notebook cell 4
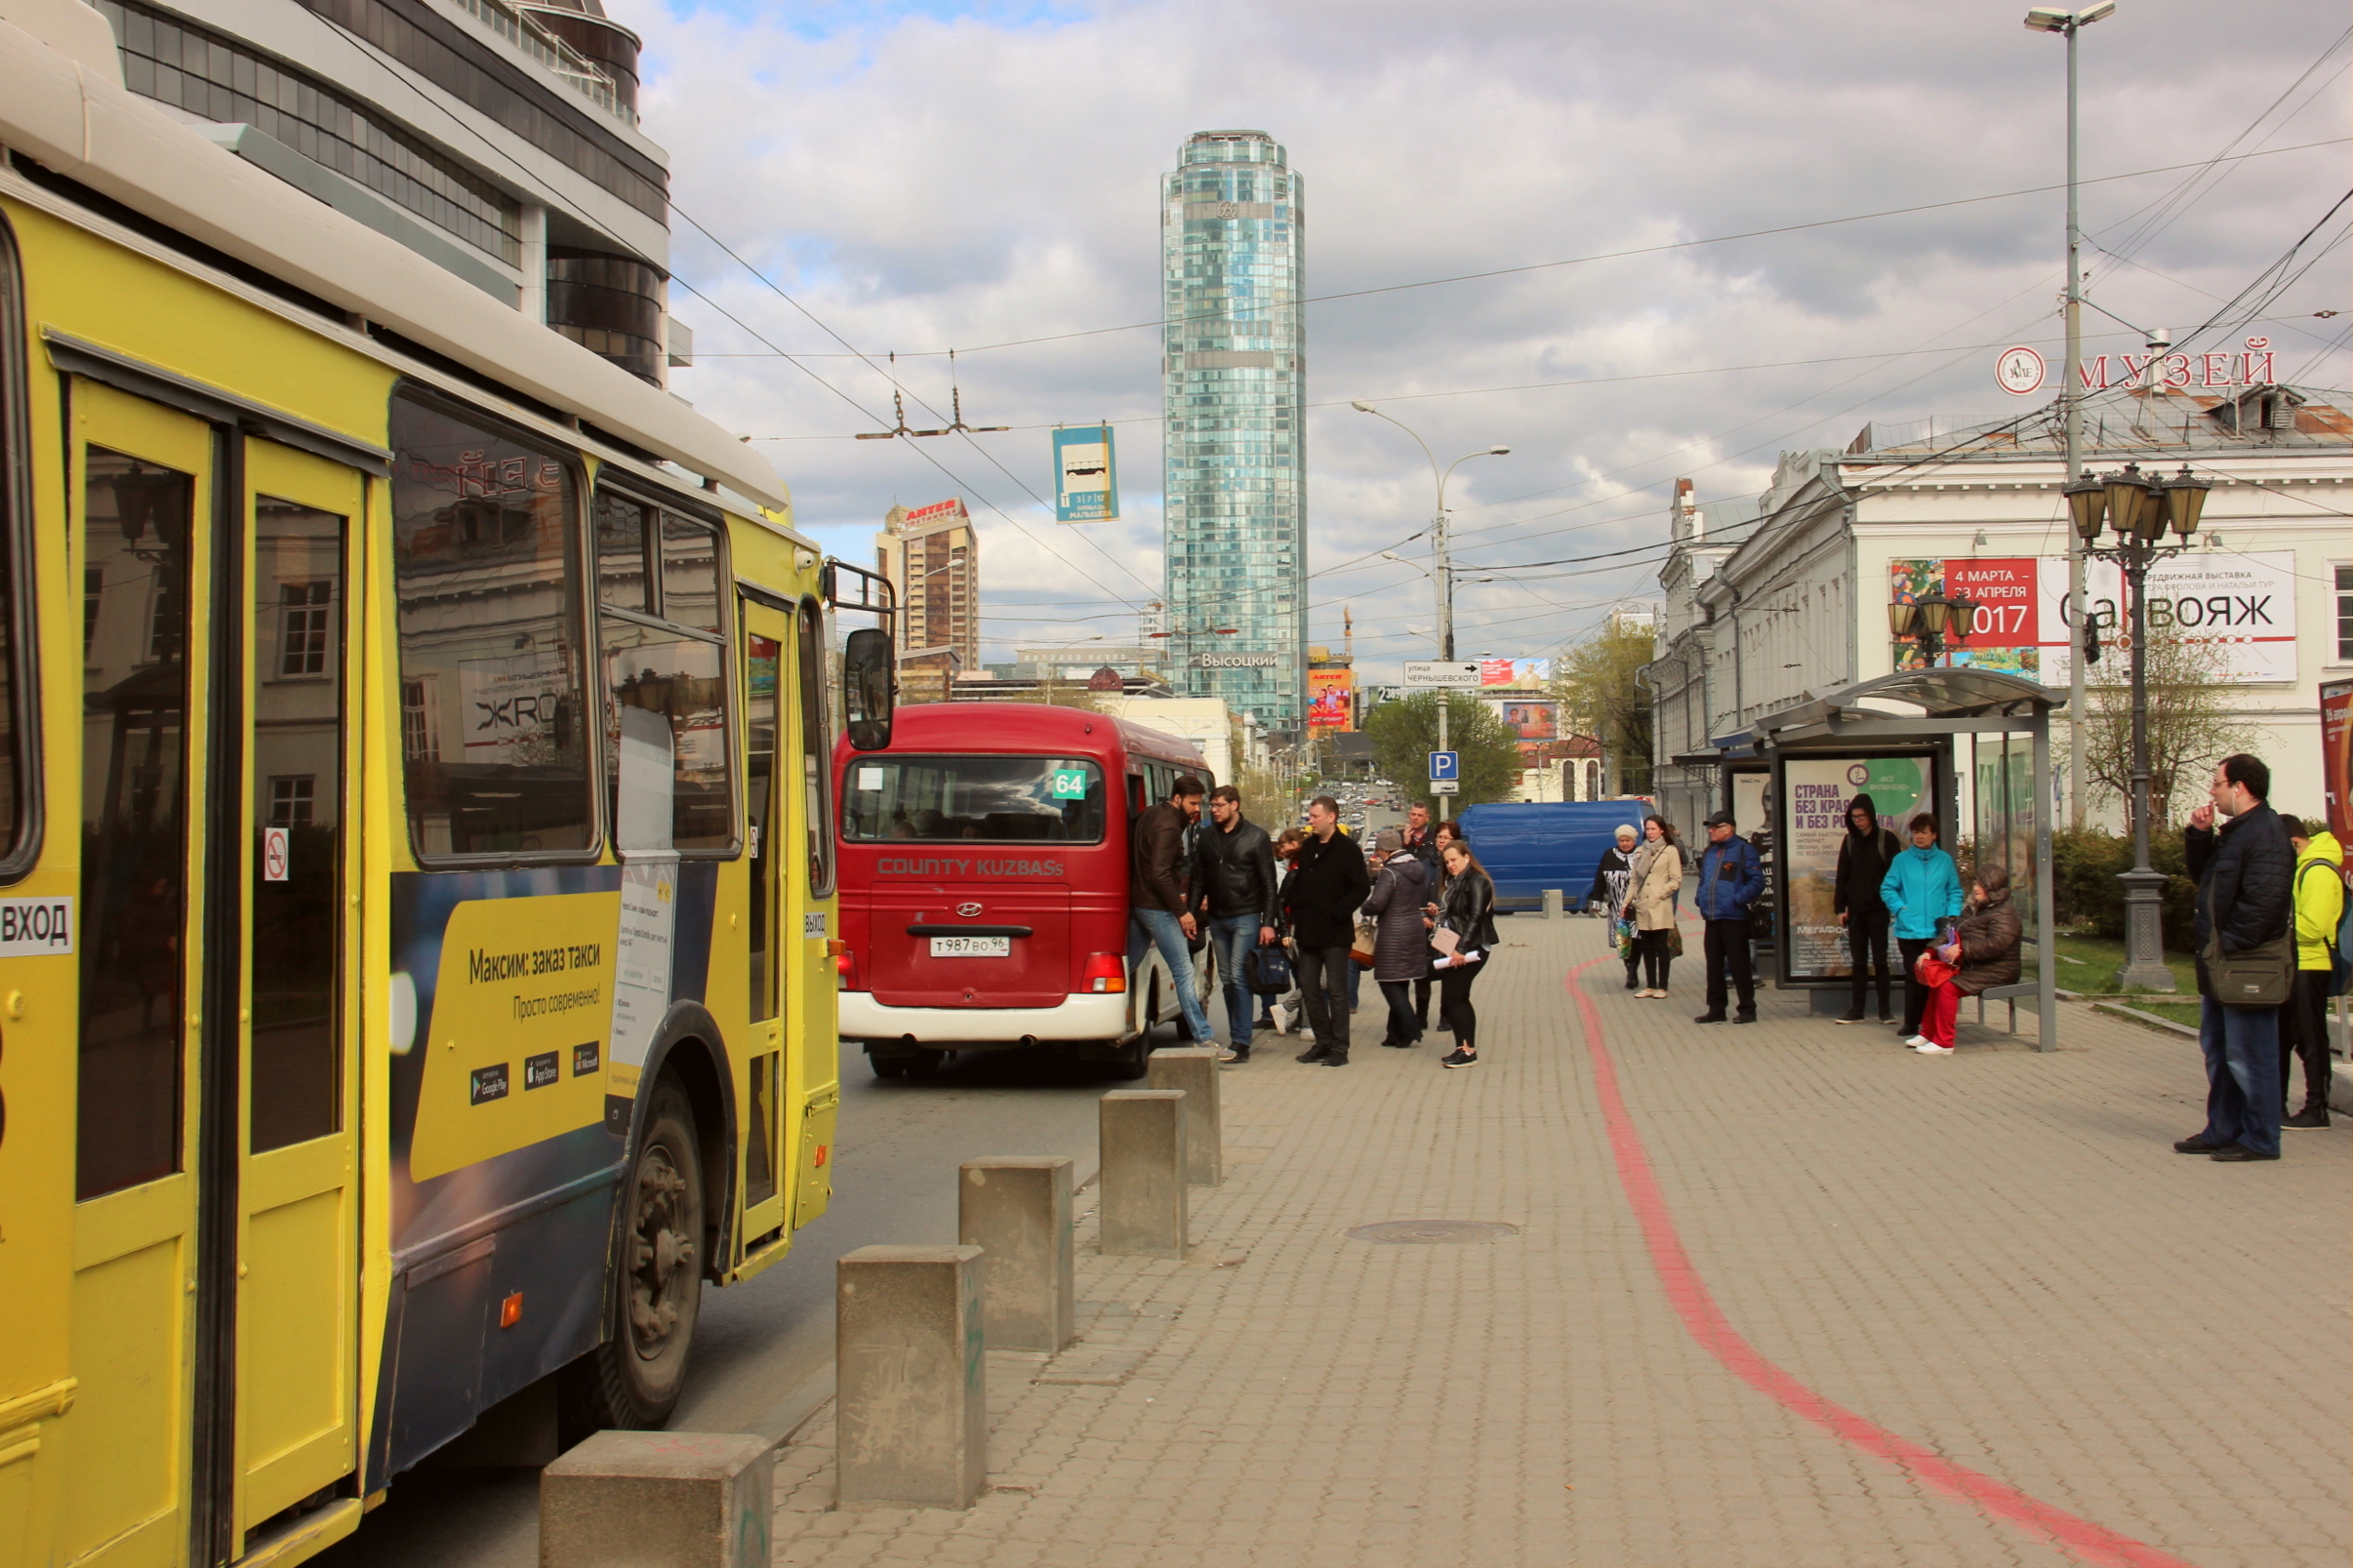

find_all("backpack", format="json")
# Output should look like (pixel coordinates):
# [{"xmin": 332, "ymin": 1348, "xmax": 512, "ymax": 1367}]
[{"xmin": 1244, "ymin": 942, "xmax": 1293, "ymax": 997}]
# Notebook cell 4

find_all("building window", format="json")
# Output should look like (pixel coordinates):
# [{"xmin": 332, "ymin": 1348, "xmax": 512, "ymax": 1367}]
[
  {"xmin": 280, "ymin": 581, "xmax": 333, "ymax": 676},
  {"xmin": 147, "ymin": 578, "xmax": 179, "ymax": 662},
  {"xmin": 98, "ymin": 0, "xmax": 523, "ymax": 262},
  {"xmin": 2337, "ymin": 564, "xmax": 2352, "ymax": 661},
  {"xmin": 401, "ymin": 678, "xmax": 439, "ymax": 761},
  {"xmin": 84, "ymin": 567, "xmax": 101, "ymax": 656},
  {"xmin": 269, "ymin": 774, "xmax": 316, "ymax": 825}
]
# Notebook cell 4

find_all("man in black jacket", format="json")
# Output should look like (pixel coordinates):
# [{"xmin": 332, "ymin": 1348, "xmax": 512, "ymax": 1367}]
[
  {"xmin": 1195, "ymin": 785, "xmax": 1279, "ymax": 1062},
  {"xmin": 2176, "ymin": 752, "xmax": 2295, "ymax": 1163},
  {"xmin": 1128, "ymin": 775, "xmax": 1212, "ymax": 1046},
  {"xmin": 1833, "ymin": 793, "xmax": 1901, "ymax": 1025},
  {"xmin": 1282, "ymin": 796, "xmax": 1370, "ymax": 1065}
]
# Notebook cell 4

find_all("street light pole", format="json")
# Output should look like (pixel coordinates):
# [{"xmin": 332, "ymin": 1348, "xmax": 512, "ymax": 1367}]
[
  {"xmin": 2066, "ymin": 461, "xmax": 2210, "ymax": 991},
  {"xmin": 1354, "ymin": 402, "xmax": 1506, "ymax": 822},
  {"xmin": 2027, "ymin": 1, "xmax": 2115, "ymax": 829}
]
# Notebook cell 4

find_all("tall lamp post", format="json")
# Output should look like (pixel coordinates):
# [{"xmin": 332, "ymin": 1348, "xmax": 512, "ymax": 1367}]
[
  {"xmin": 2025, "ymin": 0, "xmax": 2115, "ymax": 829},
  {"xmin": 2066, "ymin": 461, "xmax": 2211, "ymax": 991},
  {"xmin": 1353, "ymin": 401, "xmax": 1508, "ymax": 821}
]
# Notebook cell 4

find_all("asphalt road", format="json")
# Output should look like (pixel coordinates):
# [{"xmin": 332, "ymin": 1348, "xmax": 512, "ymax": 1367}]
[{"xmin": 315, "ymin": 1034, "xmax": 1146, "ymax": 1568}]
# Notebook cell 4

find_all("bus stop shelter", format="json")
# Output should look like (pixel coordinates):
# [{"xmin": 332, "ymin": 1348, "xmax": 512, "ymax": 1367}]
[{"xmin": 1746, "ymin": 668, "xmax": 2059, "ymax": 1051}]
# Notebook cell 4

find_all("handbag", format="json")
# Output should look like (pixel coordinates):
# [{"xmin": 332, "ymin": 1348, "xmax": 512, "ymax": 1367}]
[
  {"xmin": 1915, "ymin": 950, "xmax": 1956, "ymax": 988},
  {"xmin": 2201, "ymin": 885, "xmax": 2292, "ymax": 1007},
  {"xmin": 1666, "ymin": 925, "xmax": 1684, "ymax": 959},
  {"xmin": 1244, "ymin": 942, "xmax": 1293, "ymax": 996},
  {"xmin": 1351, "ymin": 915, "xmax": 1378, "ymax": 970}
]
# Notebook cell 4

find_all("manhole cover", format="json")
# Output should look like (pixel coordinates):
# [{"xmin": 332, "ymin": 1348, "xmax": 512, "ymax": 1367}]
[{"xmin": 1346, "ymin": 1221, "xmax": 1520, "ymax": 1245}]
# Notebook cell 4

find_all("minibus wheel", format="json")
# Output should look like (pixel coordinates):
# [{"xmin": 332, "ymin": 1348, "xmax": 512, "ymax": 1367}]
[
  {"xmin": 870, "ymin": 1055, "xmax": 908, "ymax": 1079},
  {"xmin": 571, "ymin": 1077, "xmax": 704, "ymax": 1428}
]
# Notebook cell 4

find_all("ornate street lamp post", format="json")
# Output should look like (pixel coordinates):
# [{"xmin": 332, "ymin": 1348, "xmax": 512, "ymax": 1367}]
[
  {"xmin": 1886, "ymin": 585, "xmax": 1983, "ymax": 665},
  {"xmin": 2066, "ymin": 461, "xmax": 2211, "ymax": 990}
]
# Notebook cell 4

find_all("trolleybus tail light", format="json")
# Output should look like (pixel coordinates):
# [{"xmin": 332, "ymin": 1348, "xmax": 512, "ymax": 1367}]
[{"xmin": 1081, "ymin": 953, "xmax": 1125, "ymax": 994}]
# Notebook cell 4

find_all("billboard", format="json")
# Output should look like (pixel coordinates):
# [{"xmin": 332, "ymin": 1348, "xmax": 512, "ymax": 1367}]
[
  {"xmin": 1889, "ymin": 554, "xmax": 2297, "ymax": 685},
  {"xmin": 1052, "ymin": 425, "xmax": 1118, "ymax": 522},
  {"xmin": 1478, "ymin": 658, "xmax": 1551, "ymax": 688},
  {"xmin": 2323, "ymin": 678, "xmax": 2352, "ymax": 843},
  {"xmin": 1496, "ymin": 700, "xmax": 1558, "ymax": 741},
  {"xmin": 1307, "ymin": 667, "xmax": 1355, "ymax": 731},
  {"xmin": 1777, "ymin": 753, "xmax": 1935, "ymax": 984}
]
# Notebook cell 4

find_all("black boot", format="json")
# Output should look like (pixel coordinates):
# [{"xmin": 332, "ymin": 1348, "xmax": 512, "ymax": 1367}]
[
  {"xmin": 1320, "ymin": 1049, "xmax": 1351, "ymax": 1066},
  {"xmin": 1295, "ymin": 1042, "xmax": 1331, "ymax": 1063}
]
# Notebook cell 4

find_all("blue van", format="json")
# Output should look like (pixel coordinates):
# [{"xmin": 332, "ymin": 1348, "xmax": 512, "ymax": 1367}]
[{"xmin": 1452, "ymin": 801, "xmax": 1652, "ymax": 912}]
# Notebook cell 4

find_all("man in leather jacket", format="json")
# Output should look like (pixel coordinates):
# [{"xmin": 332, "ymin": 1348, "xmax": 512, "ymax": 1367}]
[
  {"xmin": 1194, "ymin": 785, "xmax": 1279, "ymax": 1061},
  {"xmin": 1283, "ymin": 796, "xmax": 1371, "ymax": 1065},
  {"xmin": 2176, "ymin": 752, "xmax": 2295, "ymax": 1163},
  {"xmin": 1128, "ymin": 775, "xmax": 1212, "ymax": 1046}
]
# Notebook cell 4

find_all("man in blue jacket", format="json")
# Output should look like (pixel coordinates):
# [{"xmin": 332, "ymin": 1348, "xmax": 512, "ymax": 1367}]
[
  {"xmin": 1693, "ymin": 811, "xmax": 1765, "ymax": 1024},
  {"xmin": 1880, "ymin": 813, "xmax": 1964, "ymax": 1045}
]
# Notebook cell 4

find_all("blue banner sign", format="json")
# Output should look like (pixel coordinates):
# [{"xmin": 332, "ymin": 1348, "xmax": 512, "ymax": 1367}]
[{"xmin": 1053, "ymin": 425, "xmax": 1118, "ymax": 522}]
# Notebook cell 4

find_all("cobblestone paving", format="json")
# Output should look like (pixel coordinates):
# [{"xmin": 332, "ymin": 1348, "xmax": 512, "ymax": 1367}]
[{"xmin": 769, "ymin": 916, "xmax": 2351, "ymax": 1566}]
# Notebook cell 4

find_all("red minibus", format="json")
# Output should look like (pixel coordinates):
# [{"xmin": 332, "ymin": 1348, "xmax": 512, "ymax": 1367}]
[{"xmin": 832, "ymin": 703, "xmax": 1217, "ymax": 1078}]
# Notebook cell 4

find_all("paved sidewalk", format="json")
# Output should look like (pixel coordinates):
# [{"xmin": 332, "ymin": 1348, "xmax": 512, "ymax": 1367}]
[{"xmin": 766, "ymin": 916, "xmax": 2350, "ymax": 1567}]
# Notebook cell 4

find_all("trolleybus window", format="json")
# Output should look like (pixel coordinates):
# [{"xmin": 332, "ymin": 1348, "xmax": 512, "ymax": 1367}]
[
  {"xmin": 78, "ymin": 448, "xmax": 193, "ymax": 1198},
  {"xmin": 389, "ymin": 392, "xmax": 592, "ymax": 858},
  {"xmin": 842, "ymin": 756, "xmax": 1106, "ymax": 844},
  {"xmin": 797, "ymin": 600, "xmax": 835, "ymax": 895},
  {"xmin": 592, "ymin": 489, "xmax": 734, "ymax": 853},
  {"xmin": 0, "ymin": 231, "xmax": 25, "ymax": 870}
]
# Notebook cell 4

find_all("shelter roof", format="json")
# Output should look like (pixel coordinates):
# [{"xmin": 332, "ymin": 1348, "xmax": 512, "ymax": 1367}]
[{"xmin": 1752, "ymin": 669, "xmax": 2055, "ymax": 742}]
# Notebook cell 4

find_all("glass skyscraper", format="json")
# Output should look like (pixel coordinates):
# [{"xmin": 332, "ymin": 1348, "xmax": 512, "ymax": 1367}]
[{"xmin": 1160, "ymin": 130, "xmax": 1306, "ymax": 734}]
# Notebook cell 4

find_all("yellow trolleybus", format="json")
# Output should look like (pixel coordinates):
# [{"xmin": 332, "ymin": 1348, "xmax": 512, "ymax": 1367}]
[{"xmin": 0, "ymin": 10, "xmax": 897, "ymax": 1565}]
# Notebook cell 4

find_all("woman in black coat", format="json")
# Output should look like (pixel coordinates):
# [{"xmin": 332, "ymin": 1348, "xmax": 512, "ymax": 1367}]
[
  {"xmin": 1587, "ymin": 824, "xmax": 1641, "ymax": 990},
  {"xmin": 1361, "ymin": 828, "xmax": 1432, "ymax": 1048},
  {"xmin": 1433, "ymin": 840, "xmax": 1500, "ymax": 1068}
]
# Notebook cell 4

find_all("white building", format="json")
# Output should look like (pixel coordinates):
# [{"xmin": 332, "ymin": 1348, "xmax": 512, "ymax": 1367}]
[
  {"xmin": 1647, "ymin": 383, "xmax": 2352, "ymax": 835},
  {"xmin": 1090, "ymin": 695, "xmax": 1267, "ymax": 786}
]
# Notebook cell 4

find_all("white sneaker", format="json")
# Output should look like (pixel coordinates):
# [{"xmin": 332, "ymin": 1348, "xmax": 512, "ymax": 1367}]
[
  {"xmin": 1270, "ymin": 1003, "xmax": 1292, "ymax": 1035},
  {"xmin": 1903, "ymin": 1034, "xmax": 1930, "ymax": 1048},
  {"xmin": 1913, "ymin": 1042, "xmax": 1953, "ymax": 1055}
]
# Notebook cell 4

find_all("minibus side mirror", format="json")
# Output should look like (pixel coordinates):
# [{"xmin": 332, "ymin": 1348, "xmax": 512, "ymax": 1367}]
[{"xmin": 843, "ymin": 627, "xmax": 895, "ymax": 751}]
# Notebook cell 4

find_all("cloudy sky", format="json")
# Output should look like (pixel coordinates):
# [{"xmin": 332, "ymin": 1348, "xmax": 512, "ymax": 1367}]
[{"xmin": 615, "ymin": 0, "xmax": 2350, "ymax": 680}]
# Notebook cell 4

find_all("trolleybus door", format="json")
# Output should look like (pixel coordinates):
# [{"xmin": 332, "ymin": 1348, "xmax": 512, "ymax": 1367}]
[
  {"xmin": 737, "ymin": 603, "xmax": 788, "ymax": 1244},
  {"xmin": 230, "ymin": 442, "xmax": 361, "ymax": 1543},
  {"xmin": 65, "ymin": 385, "xmax": 212, "ymax": 1566}
]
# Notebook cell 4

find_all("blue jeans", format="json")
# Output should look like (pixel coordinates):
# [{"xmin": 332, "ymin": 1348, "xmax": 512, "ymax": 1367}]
[
  {"xmin": 1206, "ymin": 914, "xmax": 1264, "ymax": 1048},
  {"xmin": 1128, "ymin": 907, "xmax": 1212, "ymax": 1044},
  {"xmin": 2197, "ymin": 997, "xmax": 2282, "ymax": 1157}
]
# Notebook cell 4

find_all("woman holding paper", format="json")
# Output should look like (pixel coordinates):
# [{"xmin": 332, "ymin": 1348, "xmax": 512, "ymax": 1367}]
[{"xmin": 1433, "ymin": 840, "xmax": 1501, "ymax": 1068}]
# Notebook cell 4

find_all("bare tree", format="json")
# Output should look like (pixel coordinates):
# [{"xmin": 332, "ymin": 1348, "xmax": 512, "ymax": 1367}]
[{"xmin": 2079, "ymin": 632, "xmax": 2254, "ymax": 834}]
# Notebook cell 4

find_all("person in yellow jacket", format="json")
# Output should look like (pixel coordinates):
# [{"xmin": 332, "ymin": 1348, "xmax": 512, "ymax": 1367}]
[{"xmin": 2281, "ymin": 815, "xmax": 2342, "ymax": 1130}]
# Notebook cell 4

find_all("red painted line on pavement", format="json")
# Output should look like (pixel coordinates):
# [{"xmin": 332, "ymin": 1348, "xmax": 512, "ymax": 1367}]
[{"xmin": 1562, "ymin": 958, "xmax": 2199, "ymax": 1568}]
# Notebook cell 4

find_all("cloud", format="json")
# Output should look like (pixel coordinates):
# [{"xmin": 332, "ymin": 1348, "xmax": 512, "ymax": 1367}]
[{"xmin": 613, "ymin": 0, "xmax": 2351, "ymax": 677}]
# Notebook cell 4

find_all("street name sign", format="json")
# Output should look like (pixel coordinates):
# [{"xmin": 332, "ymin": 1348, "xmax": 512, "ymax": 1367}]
[{"xmin": 1402, "ymin": 662, "xmax": 1481, "ymax": 690}]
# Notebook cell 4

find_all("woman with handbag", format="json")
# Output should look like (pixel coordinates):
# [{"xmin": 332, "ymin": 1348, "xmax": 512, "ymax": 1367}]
[
  {"xmin": 1433, "ymin": 840, "xmax": 1500, "ymax": 1067},
  {"xmin": 1362, "ymin": 828, "xmax": 1432, "ymax": 1048},
  {"xmin": 1589, "ymin": 824, "xmax": 1643, "ymax": 990},
  {"xmin": 1263, "ymin": 828, "xmax": 1309, "ymax": 1035},
  {"xmin": 1623, "ymin": 816, "xmax": 1684, "ymax": 998},
  {"xmin": 1911, "ymin": 865, "xmax": 2022, "ymax": 1055}
]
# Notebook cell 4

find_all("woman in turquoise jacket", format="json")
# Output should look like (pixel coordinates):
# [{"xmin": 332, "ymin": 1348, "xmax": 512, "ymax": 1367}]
[{"xmin": 1879, "ymin": 812, "xmax": 1964, "ymax": 1043}]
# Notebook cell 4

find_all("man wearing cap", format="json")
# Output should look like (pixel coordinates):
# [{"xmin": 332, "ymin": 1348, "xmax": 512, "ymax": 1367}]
[{"xmin": 1693, "ymin": 811, "xmax": 1765, "ymax": 1025}]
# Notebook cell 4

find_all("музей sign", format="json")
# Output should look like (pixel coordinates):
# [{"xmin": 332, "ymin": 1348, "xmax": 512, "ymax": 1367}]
[{"xmin": 1994, "ymin": 336, "xmax": 2281, "ymax": 397}]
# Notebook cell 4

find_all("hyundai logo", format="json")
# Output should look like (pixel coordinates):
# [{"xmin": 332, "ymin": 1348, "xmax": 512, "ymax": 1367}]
[{"xmin": 955, "ymin": 902, "xmax": 984, "ymax": 918}]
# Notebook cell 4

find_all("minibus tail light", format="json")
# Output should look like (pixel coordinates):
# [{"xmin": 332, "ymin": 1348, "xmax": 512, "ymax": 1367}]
[
  {"xmin": 834, "ymin": 945, "xmax": 859, "ymax": 988},
  {"xmin": 1081, "ymin": 953, "xmax": 1125, "ymax": 994}
]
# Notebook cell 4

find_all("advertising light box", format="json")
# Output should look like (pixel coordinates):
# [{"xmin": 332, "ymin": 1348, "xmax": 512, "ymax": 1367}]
[{"xmin": 1773, "ymin": 751, "xmax": 1940, "ymax": 985}]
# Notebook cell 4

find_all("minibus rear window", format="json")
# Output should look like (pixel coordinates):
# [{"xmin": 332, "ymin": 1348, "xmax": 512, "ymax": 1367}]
[{"xmin": 843, "ymin": 756, "xmax": 1105, "ymax": 844}]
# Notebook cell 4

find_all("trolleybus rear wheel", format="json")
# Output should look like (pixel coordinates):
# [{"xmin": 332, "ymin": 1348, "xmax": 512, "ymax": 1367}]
[{"xmin": 574, "ymin": 1078, "xmax": 704, "ymax": 1428}]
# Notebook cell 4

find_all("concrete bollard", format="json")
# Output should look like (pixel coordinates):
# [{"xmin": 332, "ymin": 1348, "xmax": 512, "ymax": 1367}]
[
  {"xmin": 539, "ymin": 1429, "xmax": 773, "ymax": 1568},
  {"xmin": 834, "ymin": 1245, "xmax": 988, "ymax": 1510},
  {"xmin": 1097, "ymin": 1090, "xmax": 1188, "ymax": 1259},
  {"xmin": 1542, "ymin": 888, "xmax": 1562, "ymax": 919},
  {"xmin": 1146, "ymin": 1047, "xmax": 1222, "ymax": 1186},
  {"xmin": 958, "ymin": 1156, "xmax": 1075, "ymax": 1353}
]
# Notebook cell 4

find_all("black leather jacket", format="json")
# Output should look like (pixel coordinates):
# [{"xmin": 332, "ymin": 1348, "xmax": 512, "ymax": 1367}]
[
  {"xmin": 1194, "ymin": 816, "xmax": 1279, "ymax": 925},
  {"xmin": 2186, "ymin": 800, "xmax": 2293, "ymax": 955},
  {"xmin": 1439, "ymin": 866, "xmax": 1500, "ymax": 955}
]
